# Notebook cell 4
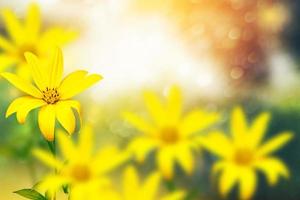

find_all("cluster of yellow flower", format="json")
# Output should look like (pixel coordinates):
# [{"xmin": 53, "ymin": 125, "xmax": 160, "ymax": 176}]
[{"xmin": 0, "ymin": 3, "xmax": 294, "ymax": 200}]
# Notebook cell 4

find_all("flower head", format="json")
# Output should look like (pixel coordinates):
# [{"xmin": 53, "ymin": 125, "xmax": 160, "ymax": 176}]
[
  {"xmin": 1, "ymin": 47, "xmax": 102, "ymax": 140},
  {"xmin": 0, "ymin": 3, "xmax": 77, "ymax": 76},
  {"xmin": 34, "ymin": 126, "xmax": 129, "ymax": 200},
  {"xmin": 123, "ymin": 86, "xmax": 220, "ymax": 179},
  {"xmin": 98, "ymin": 166, "xmax": 185, "ymax": 200},
  {"xmin": 201, "ymin": 107, "xmax": 293, "ymax": 200}
]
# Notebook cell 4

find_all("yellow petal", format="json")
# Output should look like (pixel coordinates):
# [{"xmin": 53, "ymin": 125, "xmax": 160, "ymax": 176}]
[
  {"xmin": 55, "ymin": 101, "xmax": 76, "ymax": 135},
  {"xmin": 16, "ymin": 98, "xmax": 46, "ymax": 124},
  {"xmin": 40, "ymin": 27, "xmax": 78, "ymax": 48},
  {"xmin": 123, "ymin": 112, "xmax": 155, "ymax": 135},
  {"xmin": 161, "ymin": 191, "xmax": 186, "ymax": 200},
  {"xmin": 141, "ymin": 172, "xmax": 161, "ymax": 200},
  {"xmin": 6, "ymin": 96, "xmax": 31, "ymax": 117},
  {"xmin": 71, "ymin": 180, "xmax": 113, "ymax": 200},
  {"xmin": 156, "ymin": 147, "xmax": 174, "ymax": 180},
  {"xmin": 256, "ymin": 131, "xmax": 293, "ymax": 157},
  {"xmin": 38, "ymin": 105, "xmax": 56, "ymax": 141},
  {"xmin": 180, "ymin": 109, "xmax": 220, "ymax": 136},
  {"xmin": 25, "ymin": 3, "xmax": 40, "ymax": 41},
  {"xmin": 254, "ymin": 157, "xmax": 289, "ymax": 186},
  {"xmin": 79, "ymin": 125, "xmax": 93, "ymax": 160},
  {"xmin": 33, "ymin": 149, "xmax": 63, "ymax": 169},
  {"xmin": 68, "ymin": 100, "xmax": 82, "ymax": 125},
  {"xmin": 249, "ymin": 112, "xmax": 271, "ymax": 148},
  {"xmin": 57, "ymin": 130, "xmax": 76, "ymax": 160},
  {"xmin": 1, "ymin": 8, "xmax": 24, "ymax": 44},
  {"xmin": 200, "ymin": 131, "xmax": 234, "ymax": 158},
  {"xmin": 69, "ymin": 185, "xmax": 86, "ymax": 200},
  {"xmin": 0, "ymin": 54, "xmax": 17, "ymax": 71},
  {"xmin": 167, "ymin": 86, "xmax": 182, "ymax": 124},
  {"xmin": 58, "ymin": 70, "xmax": 87, "ymax": 94},
  {"xmin": 67, "ymin": 100, "xmax": 81, "ymax": 114},
  {"xmin": 16, "ymin": 63, "xmax": 32, "ymax": 82},
  {"xmin": 49, "ymin": 47, "xmax": 63, "ymax": 88},
  {"xmin": 1, "ymin": 72, "xmax": 42, "ymax": 98},
  {"xmin": 123, "ymin": 166, "xmax": 139, "ymax": 200},
  {"xmin": 37, "ymin": 175, "xmax": 69, "ymax": 194},
  {"xmin": 239, "ymin": 168, "xmax": 257, "ymax": 200},
  {"xmin": 231, "ymin": 106, "xmax": 247, "ymax": 145},
  {"xmin": 219, "ymin": 164, "xmax": 239, "ymax": 197},
  {"xmin": 24, "ymin": 52, "xmax": 47, "ymax": 90},
  {"xmin": 128, "ymin": 137, "xmax": 158, "ymax": 163},
  {"xmin": 93, "ymin": 146, "xmax": 129, "ymax": 175},
  {"xmin": 143, "ymin": 91, "xmax": 166, "ymax": 126},
  {"xmin": 175, "ymin": 144, "xmax": 194, "ymax": 175},
  {"xmin": 59, "ymin": 71, "xmax": 102, "ymax": 99},
  {"xmin": 0, "ymin": 35, "xmax": 14, "ymax": 51}
]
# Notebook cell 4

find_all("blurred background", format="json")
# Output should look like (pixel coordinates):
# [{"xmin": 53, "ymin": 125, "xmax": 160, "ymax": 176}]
[{"xmin": 1, "ymin": 0, "xmax": 300, "ymax": 199}]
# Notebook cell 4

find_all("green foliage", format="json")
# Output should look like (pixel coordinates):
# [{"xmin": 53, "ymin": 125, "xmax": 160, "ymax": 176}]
[{"xmin": 14, "ymin": 189, "xmax": 48, "ymax": 200}]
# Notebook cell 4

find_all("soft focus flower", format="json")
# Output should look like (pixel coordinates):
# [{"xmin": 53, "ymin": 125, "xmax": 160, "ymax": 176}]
[
  {"xmin": 123, "ymin": 86, "xmax": 220, "ymax": 179},
  {"xmin": 99, "ymin": 165, "xmax": 185, "ymax": 200},
  {"xmin": 1, "ymin": 47, "xmax": 102, "ymax": 141},
  {"xmin": 33, "ymin": 125, "xmax": 129, "ymax": 200},
  {"xmin": 201, "ymin": 107, "xmax": 293, "ymax": 200},
  {"xmin": 0, "ymin": 3, "xmax": 77, "ymax": 77},
  {"xmin": 258, "ymin": 3, "xmax": 289, "ymax": 32}
]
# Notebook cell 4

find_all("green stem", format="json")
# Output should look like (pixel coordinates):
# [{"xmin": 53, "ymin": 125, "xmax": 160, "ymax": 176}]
[
  {"xmin": 47, "ymin": 139, "xmax": 56, "ymax": 200},
  {"xmin": 164, "ymin": 179, "xmax": 176, "ymax": 192},
  {"xmin": 27, "ymin": 117, "xmax": 38, "ymax": 185},
  {"xmin": 47, "ymin": 140, "xmax": 56, "ymax": 156},
  {"xmin": 28, "ymin": 158, "xmax": 37, "ymax": 185}
]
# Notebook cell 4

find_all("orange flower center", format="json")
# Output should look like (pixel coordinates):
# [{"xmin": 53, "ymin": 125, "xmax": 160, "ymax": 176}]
[
  {"xmin": 160, "ymin": 127, "xmax": 179, "ymax": 144},
  {"xmin": 70, "ymin": 164, "xmax": 92, "ymax": 182},
  {"xmin": 234, "ymin": 148, "xmax": 253, "ymax": 166},
  {"xmin": 18, "ymin": 44, "xmax": 38, "ymax": 61},
  {"xmin": 42, "ymin": 87, "xmax": 60, "ymax": 104}
]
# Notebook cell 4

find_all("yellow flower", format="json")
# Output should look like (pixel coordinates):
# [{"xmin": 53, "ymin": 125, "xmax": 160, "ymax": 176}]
[
  {"xmin": 258, "ymin": 3, "xmax": 289, "ymax": 32},
  {"xmin": 33, "ymin": 126, "xmax": 129, "ymax": 200},
  {"xmin": 123, "ymin": 86, "xmax": 220, "ymax": 179},
  {"xmin": 1, "ymin": 47, "xmax": 102, "ymax": 141},
  {"xmin": 201, "ymin": 107, "xmax": 293, "ymax": 200},
  {"xmin": 99, "ymin": 166, "xmax": 185, "ymax": 200},
  {"xmin": 0, "ymin": 3, "xmax": 77, "ymax": 76}
]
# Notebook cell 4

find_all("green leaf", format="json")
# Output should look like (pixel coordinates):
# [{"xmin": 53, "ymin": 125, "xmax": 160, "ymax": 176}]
[
  {"xmin": 62, "ymin": 184, "xmax": 69, "ymax": 194},
  {"xmin": 14, "ymin": 189, "xmax": 47, "ymax": 200}
]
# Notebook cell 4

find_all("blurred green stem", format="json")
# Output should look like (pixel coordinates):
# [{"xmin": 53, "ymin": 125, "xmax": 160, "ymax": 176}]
[
  {"xmin": 47, "ymin": 140, "xmax": 56, "ymax": 156},
  {"xmin": 28, "ymin": 158, "xmax": 37, "ymax": 185},
  {"xmin": 27, "ymin": 117, "xmax": 38, "ymax": 185},
  {"xmin": 164, "ymin": 179, "xmax": 176, "ymax": 192},
  {"xmin": 47, "ymin": 139, "xmax": 56, "ymax": 200}
]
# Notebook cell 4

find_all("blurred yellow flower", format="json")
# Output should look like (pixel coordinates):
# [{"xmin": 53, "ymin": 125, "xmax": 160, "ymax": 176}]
[
  {"xmin": 201, "ymin": 107, "xmax": 293, "ymax": 200},
  {"xmin": 0, "ymin": 3, "xmax": 77, "ymax": 77},
  {"xmin": 1, "ymin": 47, "xmax": 102, "ymax": 141},
  {"xmin": 123, "ymin": 86, "xmax": 220, "ymax": 179},
  {"xmin": 100, "ymin": 166, "xmax": 185, "ymax": 200},
  {"xmin": 33, "ymin": 126, "xmax": 129, "ymax": 200},
  {"xmin": 258, "ymin": 3, "xmax": 289, "ymax": 32}
]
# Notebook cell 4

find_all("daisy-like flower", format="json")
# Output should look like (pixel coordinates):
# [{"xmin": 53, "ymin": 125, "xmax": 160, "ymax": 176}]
[
  {"xmin": 201, "ymin": 107, "xmax": 293, "ymax": 200},
  {"xmin": 34, "ymin": 126, "xmax": 129, "ymax": 200},
  {"xmin": 0, "ymin": 3, "xmax": 76, "ymax": 76},
  {"xmin": 99, "ymin": 166, "xmax": 185, "ymax": 200},
  {"xmin": 123, "ymin": 86, "xmax": 220, "ymax": 179},
  {"xmin": 1, "ymin": 47, "xmax": 102, "ymax": 141}
]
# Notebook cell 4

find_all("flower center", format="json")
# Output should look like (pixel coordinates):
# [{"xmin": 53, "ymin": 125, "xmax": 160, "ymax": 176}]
[
  {"xmin": 234, "ymin": 148, "xmax": 253, "ymax": 166},
  {"xmin": 70, "ymin": 164, "xmax": 92, "ymax": 182},
  {"xmin": 160, "ymin": 127, "xmax": 179, "ymax": 144},
  {"xmin": 42, "ymin": 87, "xmax": 60, "ymax": 104},
  {"xmin": 18, "ymin": 44, "xmax": 38, "ymax": 61}
]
